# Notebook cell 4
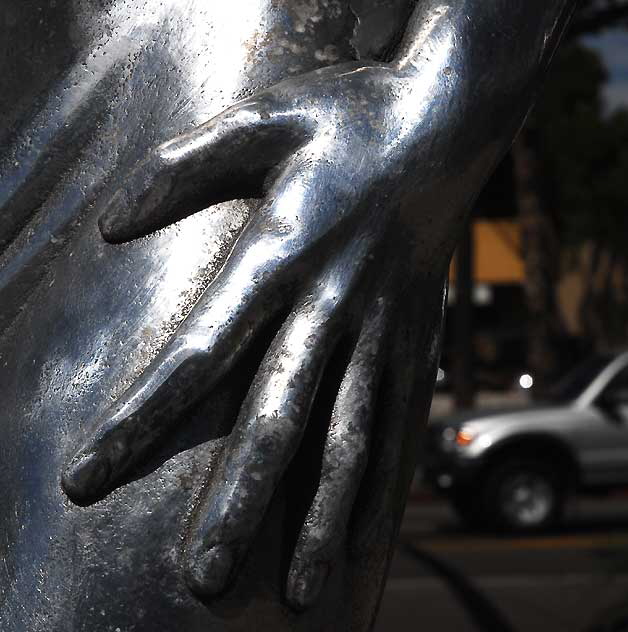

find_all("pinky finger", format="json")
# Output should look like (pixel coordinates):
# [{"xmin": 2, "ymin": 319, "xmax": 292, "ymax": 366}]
[
  {"xmin": 351, "ymin": 280, "xmax": 447, "ymax": 557},
  {"xmin": 286, "ymin": 294, "xmax": 391, "ymax": 610}
]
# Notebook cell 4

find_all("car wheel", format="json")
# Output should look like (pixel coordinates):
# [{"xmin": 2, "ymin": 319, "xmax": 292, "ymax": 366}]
[{"xmin": 483, "ymin": 458, "xmax": 565, "ymax": 531}]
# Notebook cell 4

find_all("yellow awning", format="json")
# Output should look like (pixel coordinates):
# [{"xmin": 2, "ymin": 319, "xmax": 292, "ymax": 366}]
[{"xmin": 450, "ymin": 220, "xmax": 524, "ymax": 284}]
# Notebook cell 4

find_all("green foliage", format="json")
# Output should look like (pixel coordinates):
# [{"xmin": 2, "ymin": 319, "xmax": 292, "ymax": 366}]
[{"xmin": 529, "ymin": 41, "xmax": 628, "ymax": 254}]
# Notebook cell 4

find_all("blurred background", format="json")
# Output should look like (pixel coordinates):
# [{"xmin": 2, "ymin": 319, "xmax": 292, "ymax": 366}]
[{"xmin": 377, "ymin": 3, "xmax": 628, "ymax": 630}]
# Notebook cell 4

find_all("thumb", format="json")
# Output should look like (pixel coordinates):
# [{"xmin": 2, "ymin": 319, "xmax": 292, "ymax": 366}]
[{"xmin": 99, "ymin": 95, "xmax": 312, "ymax": 243}]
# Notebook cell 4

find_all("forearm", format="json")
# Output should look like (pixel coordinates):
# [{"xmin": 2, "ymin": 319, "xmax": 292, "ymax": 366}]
[
  {"xmin": 364, "ymin": 0, "xmax": 577, "ymax": 263},
  {"xmin": 390, "ymin": 1, "xmax": 577, "ymax": 144}
]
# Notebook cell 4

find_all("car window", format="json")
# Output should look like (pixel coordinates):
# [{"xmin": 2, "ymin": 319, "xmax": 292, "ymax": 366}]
[
  {"xmin": 599, "ymin": 366, "xmax": 628, "ymax": 406},
  {"xmin": 546, "ymin": 356, "xmax": 612, "ymax": 403}
]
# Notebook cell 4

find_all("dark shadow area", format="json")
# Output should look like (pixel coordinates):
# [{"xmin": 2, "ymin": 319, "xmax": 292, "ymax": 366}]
[{"xmin": 403, "ymin": 541, "xmax": 516, "ymax": 632}]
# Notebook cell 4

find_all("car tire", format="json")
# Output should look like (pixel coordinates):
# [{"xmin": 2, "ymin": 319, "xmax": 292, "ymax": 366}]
[{"xmin": 482, "ymin": 458, "xmax": 565, "ymax": 532}]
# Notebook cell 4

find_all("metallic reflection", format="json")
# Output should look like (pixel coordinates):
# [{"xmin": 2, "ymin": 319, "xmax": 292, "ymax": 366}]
[{"xmin": 0, "ymin": 0, "xmax": 576, "ymax": 630}]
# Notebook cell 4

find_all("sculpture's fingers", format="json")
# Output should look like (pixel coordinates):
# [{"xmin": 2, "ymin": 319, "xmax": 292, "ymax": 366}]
[
  {"xmin": 352, "ymin": 282, "xmax": 446, "ymax": 556},
  {"xmin": 183, "ymin": 266, "xmax": 358, "ymax": 598},
  {"xmin": 61, "ymin": 275, "xmax": 280, "ymax": 503},
  {"xmin": 286, "ymin": 294, "xmax": 390, "ymax": 610},
  {"xmin": 99, "ymin": 95, "xmax": 312, "ymax": 243},
  {"xmin": 61, "ymin": 209, "xmax": 302, "ymax": 504},
  {"xmin": 63, "ymin": 154, "xmax": 361, "ymax": 505},
  {"xmin": 61, "ymin": 340, "xmax": 211, "ymax": 503}
]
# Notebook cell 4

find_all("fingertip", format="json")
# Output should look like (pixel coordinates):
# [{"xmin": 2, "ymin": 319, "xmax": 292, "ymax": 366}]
[
  {"xmin": 61, "ymin": 451, "xmax": 111, "ymax": 504},
  {"xmin": 98, "ymin": 189, "xmax": 132, "ymax": 243},
  {"xmin": 185, "ymin": 543, "xmax": 235, "ymax": 598},
  {"xmin": 286, "ymin": 560, "xmax": 328, "ymax": 611},
  {"xmin": 98, "ymin": 213, "xmax": 124, "ymax": 244},
  {"xmin": 99, "ymin": 154, "xmax": 175, "ymax": 243}
]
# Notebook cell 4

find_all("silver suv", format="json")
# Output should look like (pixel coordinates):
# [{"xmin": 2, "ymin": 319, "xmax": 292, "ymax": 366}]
[{"xmin": 424, "ymin": 352, "xmax": 628, "ymax": 531}]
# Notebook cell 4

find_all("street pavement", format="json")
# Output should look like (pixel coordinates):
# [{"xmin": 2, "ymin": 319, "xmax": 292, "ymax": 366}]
[{"xmin": 375, "ymin": 493, "xmax": 628, "ymax": 632}]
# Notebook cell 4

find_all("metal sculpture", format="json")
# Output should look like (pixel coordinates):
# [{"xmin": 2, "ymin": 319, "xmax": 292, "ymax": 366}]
[{"xmin": 0, "ymin": 1, "xmax": 575, "ymax": 629}]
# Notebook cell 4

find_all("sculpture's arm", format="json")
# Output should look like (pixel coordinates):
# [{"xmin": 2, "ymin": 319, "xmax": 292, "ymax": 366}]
[{"xmin": 62, "ymin": 0, "xmax": 576, "ymax": 608}]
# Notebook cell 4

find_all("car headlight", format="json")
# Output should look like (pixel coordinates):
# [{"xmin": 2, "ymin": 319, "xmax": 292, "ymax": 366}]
[
  {"xmin": 455, "ymin": 429, "xmax": 475, "ymax": 446},
  {"xmin": 440, "ymin": 426, "xmax": 476, "ymax": 450}
]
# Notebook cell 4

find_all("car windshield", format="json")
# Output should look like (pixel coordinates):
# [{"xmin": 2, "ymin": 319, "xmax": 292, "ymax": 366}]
[{"xmin": 545, "ymin": 356, "xmax": 613, "ymax": 402}]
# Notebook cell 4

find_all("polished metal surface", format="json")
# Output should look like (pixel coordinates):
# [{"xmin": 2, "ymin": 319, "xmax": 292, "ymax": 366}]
[{"xmin": 0, "ymin": 1, "xmax": 575, "ymax": 630}]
